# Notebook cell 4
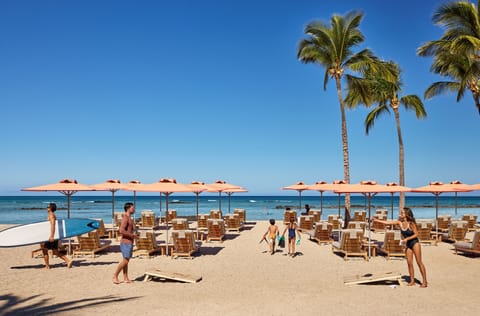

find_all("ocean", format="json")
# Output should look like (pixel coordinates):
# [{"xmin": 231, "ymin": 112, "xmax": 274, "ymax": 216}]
[{"xmin": 1, "ymin": 194, "xmax": 479, "ymax": 225}]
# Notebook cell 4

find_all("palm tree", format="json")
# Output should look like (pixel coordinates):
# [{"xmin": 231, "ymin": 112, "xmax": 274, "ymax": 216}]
[
  {"xmin": 417, "ymin": 0, "xmax": 480, "ymax": 114},
  {"xmin": 297, "ymin": 10, "xmax": 384, "ymax": 219},
  {"xmin": 345, "ymin": 61, "xmax": 427, "ymax": 209}
]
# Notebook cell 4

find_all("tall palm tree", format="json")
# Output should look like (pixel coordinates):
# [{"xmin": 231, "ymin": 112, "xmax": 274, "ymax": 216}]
[
  {"xmin": 345, "ymin": 61, "xmax": 427, "ymax": 209},
  {"xmin": 417, "ymin": 0, "xmax": 480, "ymax": 114},
  {"xmin": 297, "ymin": 10, "xmax": 384, "ymax": 219}
]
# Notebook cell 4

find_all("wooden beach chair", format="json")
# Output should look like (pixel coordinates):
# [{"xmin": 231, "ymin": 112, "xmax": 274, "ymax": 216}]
[
  {"xmin": 309, "ymin": 210, "xmax": 321, "ymax": 222},
  {"xmin": 197, "ymin": 214, "xmax": 209, "ymax": 231},
  {"xmin": 172, "ymin": 218, "xmax": 189, "ymax": 230},
  {"xmin": 309, "ymin": 221, "xmax": 332, "ymax": 244},
  {"xmin": 377, "ymin": 230, "xmax": 405, "ymax": 260},
  {"xmin": 206, "ymin": 219, "xmax": 225, "ymax": 242},
  {"xmin": 372, "ymin": 213, "xmax": 387, "ymax": 231},
  {"xmin": 224, "ymin": 213, "xmax": 242, "ymax": 232},
  {"xmin": 442, "ymin": 220, "xmax": 468, "ymax": 242},
  {"xmin": 454, "ymin": 230, "xmax": 480, "ymax": 256},
  {"xmin": 416, "ymin": 219, "xmax": 437, "ymax": 245},
  {"xmin": 327, "ymin": 214, "xmax": 342, "ymax": 230},
  {"xmin": 171, "ymin": 230, "xmax": 199, "ymax": 259},
  {"xmin": 436, "ymin": 215, "xmax": 451, "ymax": 233},
  {"xmin": 92, "ymin": 218, "xmax": 110, "ymax": 239},
  {"xmin": 134, "ymin": 231, "xmax": 161, "ymax": 258},
  {"xmin": 284, "ymin": 210, "xmax": 297, "ymax": 224},
  {"xmin": 234, "ymin": 208, "xmax": 246, "ymax": 224},
  {"xmin": 73, "ymin": 231, "xmax": 111, "ymax": 258},
  {"xmin": 462, "ymin": 214, "xmax": 478, "ymax": 232},
  {"xmin": 209, "ymin": 209, "xmax": 222, "ymax": 219},
  {"xmin": 347, "ymin": 221, "xmax": 366, "ymax": 233},
  {"xmin": 331, "ymin": 229, "xmax": 367, "ymax": 261},
  {"xmin": 166, "ymin": 210, "xmax": 177, "ymax": 223},
  {"xmin": 353, "ymin": 210, "xmax": 366, "ymax": 222},
  {"xmin": 298, "ymin": 215, "xmax": 314, "ymax": 232},
  {"xmin": 140, "ymin": 210, "xmax": 157, "ymax": 229}
]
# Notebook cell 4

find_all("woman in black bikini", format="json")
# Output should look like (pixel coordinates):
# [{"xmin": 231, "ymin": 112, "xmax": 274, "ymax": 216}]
[{"xmin": 374, "ymin": 207, "xmax": 427, "ymax": 287}]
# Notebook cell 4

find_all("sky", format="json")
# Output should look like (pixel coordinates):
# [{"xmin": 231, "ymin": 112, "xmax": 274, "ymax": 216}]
[{"xmin": 1, "ymin": 0, "xmax": 479, "ymax": 196}]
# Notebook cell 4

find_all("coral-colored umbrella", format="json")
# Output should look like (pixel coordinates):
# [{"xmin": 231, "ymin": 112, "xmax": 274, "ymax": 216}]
[
  {"xmin": 282, "ymin": 182, "xmax": 309, "ymax": 213},
  {"xmin": 223, "ymin": 187, "xmax": 248, "ymax": 213},
  {"xmin": 92, "ymin": 179, "xmax": 129, "ymax": 228},
  {"xmin": 188, "ymin": 181, "xmax": 210, "ymax": 237},
  {"xmin": 306, "ymin": 181, "xmax": 329, "ymax": 218},
  {"xmin": 207, "ymin": 180, "xmax": 242, "ymax": 213},
  {"xmin": 22, "ymin": 179, "xmax": 96, "ymax": 218}
]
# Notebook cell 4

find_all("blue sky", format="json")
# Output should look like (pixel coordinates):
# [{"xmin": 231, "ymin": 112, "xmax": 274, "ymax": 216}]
[{"xmin": 1, "ymin": 0, "xmax": 479, "ymax": 196}]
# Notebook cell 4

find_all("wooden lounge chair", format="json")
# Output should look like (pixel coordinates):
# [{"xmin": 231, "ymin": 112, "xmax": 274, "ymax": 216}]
[
  {"xmin": 197, "ymin": 214, "xmax": 209, "ymax": 231},
  {"xmin": 377, "ymin": 230, "xmax": 405, "ymax": 260},
  {"xmin": 372, "ymin": 213, "xmax": 387, "ymax": 231},
  {"xmin": 298, "ymin": 215, "xmax": 314, "ymax": 232},
  {"xmin": 327, "ymin": 214, "xmax": 342, "ymax": 230},
  {"xmin": 234, "ymin": 208, "xmax": 246, "ymax": 224},
  {"xmin": 166, "ymin": 210, "xmax": 177, "ymax": 223},
  {"xmin": 224, "ymin": 213, "xmax": 242, "ymax": 232},
  {"xmin": 462, "ymin": 214, "xmax": 478, "ymax": 232},
  {"xmin": 436, "ymin": 215, "xmax": 451, "ymax": 233},
  {"xmin": 284, "ymin": 210, "xmax": 297, "ymax": 224},
  {"xmin": 206, "ymin": 219, "xmax": 225, "ymax": 242},
  {"xmin": 416, "ymin": 219, "xmax": 437, "ymax": 245},
  {"xmin": 454, "ymin": 230, "xmax": 480, "ymax": 256},
  {"xmin": 347, "ymin": 221, "xmax": 366, "ymax": 233},
  {"xmin": 353, "ymin": 210, "xmax": 366, "ymax": 222},
  {"xmin": 209, "ymin": 209, "xmax": 222, "ymax": 219},
  {"xmin": 92, "ymin": 218, "xmax": 110, "ymax": 239},
  {"xmin": 73, "ymin": 231, "xmax": 111, "ymax": 258},
  {"xmin": 442, "ymin": 220, "xmax": 468, "ymax": 242},
  {"xmin": 172, "ymin": 218, "xmax": 189, "ymax": 230},
  {"xmin": 140, "ymin": 210, "xmax": 157, "ymax": 229},
  {"xmin": 171, "ymin": 230, "xmax": 199, "ymax": 259},
  {"xmin": 309, "ymin": 210, "xmax": 321, "ymax": 222},
  {"xmin": 134, "ymin": 231, "xmax": 161, "ymax": 258},
  {"xmin": 331, "ymin": 229, "xmax": 367, "ymax": 261},
  {"xmin": 308, "ymin": 221, "xmax": 332, "ymax": 244}
]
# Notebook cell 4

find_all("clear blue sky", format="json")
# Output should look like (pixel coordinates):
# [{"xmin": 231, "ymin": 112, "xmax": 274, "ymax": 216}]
[{"xmin": 1, "ymin": 0, "xmax": 479, "ymax": 196}]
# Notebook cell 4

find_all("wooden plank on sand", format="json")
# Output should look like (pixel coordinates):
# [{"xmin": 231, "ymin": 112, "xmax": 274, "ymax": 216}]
[
  {"xmin": 143, "ymin": 269, "xmax": 202, "ymax": 283},
  {"xmin": 344, "ymin": 271, "xmax": 403, "ymax": 286}
]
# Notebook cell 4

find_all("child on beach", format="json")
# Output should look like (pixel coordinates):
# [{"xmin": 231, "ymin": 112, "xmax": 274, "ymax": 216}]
[
  {"xmin": 282, "ymin": 217, "xmax": 300, "ymax": 257},
  {"xmin": 41, "ymin": 203, "xmax": 72, "ymax": 269},
  {"xmin": 262, "ymin": 219, "xmax": 279, "ymax": 255},
  {"xmin": 374, "ymin": 207, "xmax": 427, "ymax": 287},
  {"xmin": 113, "ymin": 202, "xmax": 136, "ymax": 284}
]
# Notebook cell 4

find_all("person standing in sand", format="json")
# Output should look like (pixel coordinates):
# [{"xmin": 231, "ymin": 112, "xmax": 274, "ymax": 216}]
[
  {"xmin": 374, "ymin": 207, "xmax": 428, "ymax": 287},
  {"xmin": 282, "ymin": 217, "xmax": 300, "ymax": 257},
  {"xmin": 262, "ymin": 219, "xmax": 279, "ymax": 255},
  {"xmin": 41, "ymin": 203, "xmax": 72, "ymax": 269},
  {"xmin": 113, "ymin": 202, "xmax": 136, "ymax": 284}
]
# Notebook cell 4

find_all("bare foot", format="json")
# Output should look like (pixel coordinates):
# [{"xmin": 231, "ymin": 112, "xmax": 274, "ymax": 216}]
[
  {"xmin": 44, "ymin": 266, "xmax": 50, "ymax": 270},
  {"xmin": 125, "ymin": 279, "xmax": 133, "ymax": 284},
  {"xmin": 67, "ymin": 261, "xmax": 73, "ymax": 269},
  {"xmin": 112, "ymin": 276, "xmax": 120, "ymax": 285},
  {"xmin": 420, "ymin": 283, "xmax": 428, "ymax": 288},
  {"xmin": 407, "ymin": 282, "xmax": 416, "ymax": 286}
]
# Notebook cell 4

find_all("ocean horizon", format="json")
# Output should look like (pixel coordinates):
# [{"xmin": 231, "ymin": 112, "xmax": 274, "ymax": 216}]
[{"xmin": 1, "ymin": 195, "xmax": 479, "ymax": 225}]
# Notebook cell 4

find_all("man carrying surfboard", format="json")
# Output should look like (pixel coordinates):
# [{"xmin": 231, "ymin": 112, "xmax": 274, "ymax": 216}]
[
  {"xmin": 113, "ymin": 202, "xmax": 136, "ymax": 284},
  {"xmin": 41, "ymin": 203, "xmax": 72, "ymax": 269}
]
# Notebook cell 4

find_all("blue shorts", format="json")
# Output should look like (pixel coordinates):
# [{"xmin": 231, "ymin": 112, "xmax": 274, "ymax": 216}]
[{"xmin": 120, "ymin": 243, "xmax": 133, "ymax": 259}]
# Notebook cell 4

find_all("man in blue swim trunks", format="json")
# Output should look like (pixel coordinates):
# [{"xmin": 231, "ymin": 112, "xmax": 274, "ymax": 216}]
[{"xmin": 113, "ymin": 202, "xmax": 136, "ymax": 284}]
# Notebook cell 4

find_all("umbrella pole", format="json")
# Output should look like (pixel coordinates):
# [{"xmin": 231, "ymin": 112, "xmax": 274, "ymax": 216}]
[
  {"xmin": 196, "ymin": 193, "xmax": 199, "ymax": 239},
  {"xmin": 165, "ymin": 193, "xmax": 170, "ymax": 256},
  {"xmin": 454, "ymin": 192, "xmax": 458, "ymax": 216},
  {"xmin": 367, "ymin": 193, "xmax": 372, "ymax": 258},
  {"xmin": 298, "ymin": 191, "xmax": 302, "ymax": 214},
  {"xmin": 228, "ymin": 193, "xmax": 231, "ymax": 213},
  {"xmin": 337, "ymin": 194, "xmax": 341, "ymax": 217},
  {"xmin": 159, "ymin": 193, "xmax": 162, "ymax": 223},
  {"xmin": 67, "ymin": 192, "xmax": 72, "ymax": 255},
  {"xmin": 390, "ymin": 193, "xmax": 394, "ymax": 221},
  {"xmin": 111, "ymin": 191, "xmax": 115, "ymax": 233},
  {"xmin": 320, "ymin": 191, "xmax": 323, "ymax": 220},
  {"xmin": 435, "ymin": 193, "xmax": 439, "ymax": 242},
  {"xmin": 218, "ymin": 192, "xmax": 222, "ymax": 214}
]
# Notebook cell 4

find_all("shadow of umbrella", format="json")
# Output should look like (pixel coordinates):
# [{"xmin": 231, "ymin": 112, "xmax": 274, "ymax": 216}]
[
  {"xmin": 22, "ymin": 179, "xmax": 96, "ymax": 218},
  {"xmin": 207, "ymin": 180, "xmax": 242, "ymax": 214},
  {"xmin": 141, "ymin": 179, "xmax": 194, "ymax": 252},
  {"xmin": 334, "ymin": 180, "xmax": 411, "ymax": 259},
  {"xmin": 412, "ymin": 181, "xmax": 471, "ymax": 238}
]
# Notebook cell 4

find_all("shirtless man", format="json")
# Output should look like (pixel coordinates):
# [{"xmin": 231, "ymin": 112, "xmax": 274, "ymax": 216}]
[{"xmin": 41, "ymin": 203, "xmax": 72, "ymax": 269}]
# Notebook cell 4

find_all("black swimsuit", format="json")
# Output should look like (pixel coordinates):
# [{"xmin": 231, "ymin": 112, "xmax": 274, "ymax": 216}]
[{"xmin": 401, "ymin": 224, "xmax": 419, "ymax": 250}]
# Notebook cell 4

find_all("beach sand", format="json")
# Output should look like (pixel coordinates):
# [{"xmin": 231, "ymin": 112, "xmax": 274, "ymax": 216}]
[{"xmin": 0, "ymin": 221, "xmax": 479, "ymax": 315}]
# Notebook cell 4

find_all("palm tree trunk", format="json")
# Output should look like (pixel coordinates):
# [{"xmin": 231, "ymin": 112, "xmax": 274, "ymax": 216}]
[
  {"xmin": 393, "ymin": 107, "xmax": 405, "ymax": 210},
  {"xmin": 335, "ymin": 75, "xmax": 351, "ymax": 222}
]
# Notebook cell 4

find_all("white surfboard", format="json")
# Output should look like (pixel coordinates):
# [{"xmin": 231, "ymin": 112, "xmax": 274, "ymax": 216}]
[{"xmin": 0, "ymin": 218, "xmax": 100, "ymax": 247}]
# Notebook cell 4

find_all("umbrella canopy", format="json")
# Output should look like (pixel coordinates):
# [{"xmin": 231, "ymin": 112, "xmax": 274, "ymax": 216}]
[
  {"xmin": 126, "ymin": 180, "xmax": 143, "ymax": 207},
  {"xmin": 22, "ymin": 179, "xmax": 96, "ymax": 218},
  {"xmin": 317, "ymin": 180, "xmax": 349, "ymax": 217},
  {"xmin": 223, "ymin": 187, "xmax": 248, "ymax": 213},
  {"xmin": 385, "ymin": 182, "xmax": 413, "ymax": 220},
  {"xmin": 188, "ymin": 181, "xmax": 210, "ymax": 237},
  {"xmin": 207, "ymin": 180, "xmax": 242, "ymax": 212},
  {"xmin": 412, "ymin": 181, "xmax": 471, "ymax": 237},
  {"xmin": 306, "ymin": 181, "xmax": 329, "ymax": 217},
  {"xmin": 91, "ymin": 179, "xmax": 129, "ymax": 228},
  {"xmin": 282, "ymin": 181, "xmax": 309, "ymax": 212},
  {"xmin": 448, "ymin": 180, "xmax": 473, "ymax": 215}
]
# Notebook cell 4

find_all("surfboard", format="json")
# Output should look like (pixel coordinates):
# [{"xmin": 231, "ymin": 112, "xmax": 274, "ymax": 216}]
[{"xmin": 0, "ymin": 218, "xmax": 100, "ymax": 247}]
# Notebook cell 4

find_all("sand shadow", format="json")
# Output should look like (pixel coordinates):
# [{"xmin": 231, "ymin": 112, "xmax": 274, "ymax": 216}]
[
  {"xmin": 0, "ymin": 293, "xmax": 140, "ymax": 316},
  {"xmin": 223, "ymin": 234, "xmax": 240, "ymax": 241},
  {"xmin": 197, "ymin": 246, "xmax": 223, "ymax": 256}
]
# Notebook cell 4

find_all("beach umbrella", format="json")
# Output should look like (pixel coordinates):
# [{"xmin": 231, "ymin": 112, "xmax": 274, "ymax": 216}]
[
  {"xmin": 385, "ymin": 182, "xmax": 413, "ymax": 220},
  {"xmin": 412, "ymin": 181, "xmax": 471, "ymax": 238},
  {"xmin": 141, "ymin": 178, "xmax": 194, "ymax": 251},
  {"xmin": 127, "ymin": 180, "xmax": 143, "ymax": 208},
  {"xmin": 188, "ymin": 181, "xmax": 210, "ymax": 237},
  {"xmin": 449, "ymin": 180, "xmax": 473, "ymax": 215},
  {"xmin": 282, "ymin": 182, "xmax": 309, "ymax": 212},
  {"xmin": 223, "ymin": 187, "xmax": 248, "ymax": 213},
  {"xmin": 207, "ymin": 180, "xmax": 242, "ymax": 213},
  {"xmin": 91, "ymin": 179, "xmax": 129, "ymax": 230},
  {"xmin": 22, "ymin": 179, "xmax": 96, "ymax": 218},
  {"xmin": 312, "ymin": 180, "xmax": 349, "ymax": 218},
  {"xmin": 334, "ymin": 180, "xmax": 411, "ymax": 258},
  {"xmin": 306, "ymin": 181, "xmax": 329, "ymax": 219}
]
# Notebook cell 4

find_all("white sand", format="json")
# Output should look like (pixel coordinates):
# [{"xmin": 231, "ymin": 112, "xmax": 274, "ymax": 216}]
[{"xmin": 0, "ymin": 221, "xmax": 479, "ymax": 315}]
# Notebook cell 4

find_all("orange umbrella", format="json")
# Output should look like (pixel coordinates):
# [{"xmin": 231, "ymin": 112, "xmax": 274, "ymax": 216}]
[
  {"xmin": 412, "ymin": 181, "xmax": 471, "ymax": 237},
  {"xmin": 385, "ymin": 182, "xmax": 413, "ymax": 220},
  {"xmin": 223, "ymin": 187, "xmax": 248, "ymax": 213},
  {"xmin": 282, "ymin": 181, "xmax": 309, "ymax": 212},
  {"xmin": 207, "ymin": 180, "xmax": 242, "ymax": 212},
  {"xmin": 126, "ymin": 180, "xmax": 143, "ymax": 208},
  {"xmin": 22, "ymin": 179, "xmax": 96, "ymax": 218},
  {"xmin": 92, "ymin": 179, "xmax": 129, "ymax": 227},
  {"xmin": 188, "ymin": 181, "xmax": 210, "ymax": 237},
  {"xmin": 448, "ymin": 180, "xmax": 473, "ymax": 215},
  {"xmin": 313, "ymin": 180, "xmax": 349, "ymax": 217},
  {"xmin": 306, "ymin": 181, "xmax": 329, "ymax": 217}
]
